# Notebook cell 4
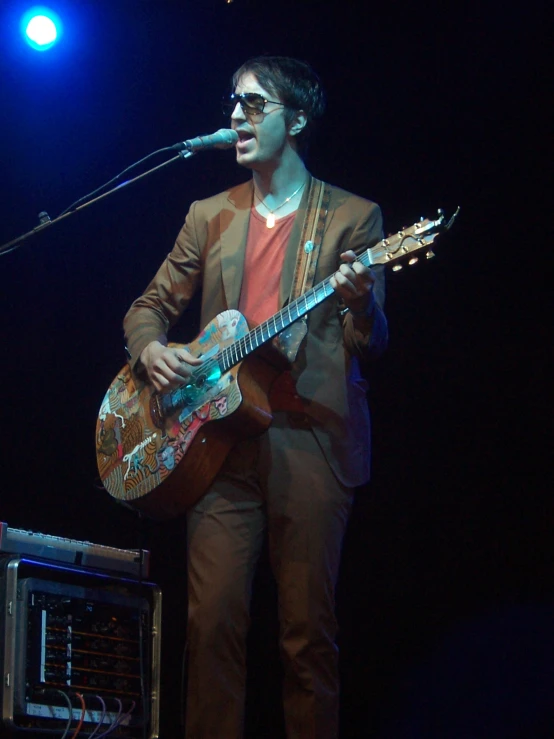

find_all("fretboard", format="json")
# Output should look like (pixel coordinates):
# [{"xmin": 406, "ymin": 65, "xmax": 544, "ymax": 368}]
[{"xmin": 218, "ymin": 246, "xmax": 377, "ymax": 373}]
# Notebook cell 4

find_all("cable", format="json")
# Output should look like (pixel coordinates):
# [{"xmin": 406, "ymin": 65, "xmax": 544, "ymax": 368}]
[
  {"xmin": 52, "ymin": 689, "xmax": 74, "ymax": 739},
  {"xmin": 115, "ymin": 700, "xmax": 136, "ymax": 733},
  {"xmin": 87, "ymin": 695, "xmax": 107, "ymax": 739},
  {"xmin": 57, "ymin": 147, "xmax": 174, "ymax": 218},
  {"xmin": 70, "ymin": 692, "xmax": 86, "ymax": 738},
  {"xmin": 93, "ymin": 698, "xmax": 122, "ymax": 738}
]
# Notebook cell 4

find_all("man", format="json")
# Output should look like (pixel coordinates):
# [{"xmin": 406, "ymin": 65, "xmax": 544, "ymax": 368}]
[{"xmin": 124, "ymin": 56, "xmax": 388, "ymax": 739}]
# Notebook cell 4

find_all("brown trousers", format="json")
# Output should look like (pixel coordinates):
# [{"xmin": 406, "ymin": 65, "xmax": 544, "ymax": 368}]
[{"xmin": 185, "ymin": 413, "xmax": 355, "ymax": 739}]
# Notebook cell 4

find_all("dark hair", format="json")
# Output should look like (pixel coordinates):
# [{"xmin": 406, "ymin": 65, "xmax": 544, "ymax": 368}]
[{"xmin": 231, "ymin": 55, "xmax": 326, "ymax": 154}]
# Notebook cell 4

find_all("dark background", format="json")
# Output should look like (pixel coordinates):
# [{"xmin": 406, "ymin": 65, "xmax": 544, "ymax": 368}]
[{"xmin": 0, "ymin": 1, "xmax": 551, "ymax": 737}]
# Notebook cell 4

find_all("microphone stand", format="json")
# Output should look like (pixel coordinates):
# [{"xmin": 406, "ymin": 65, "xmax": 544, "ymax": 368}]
[{"xmin": 0, "ymin": 149, "xmax": 192, "ymax": 257}]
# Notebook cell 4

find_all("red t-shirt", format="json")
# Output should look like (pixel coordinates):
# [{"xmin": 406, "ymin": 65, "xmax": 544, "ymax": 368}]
[{"xmin": 238, "ymin": 207, "xmax": 296, "ymax": 326}]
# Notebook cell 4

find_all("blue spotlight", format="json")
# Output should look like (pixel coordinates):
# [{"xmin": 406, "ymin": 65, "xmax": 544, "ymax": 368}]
[{"xmin": 21, "ymin": 7, "xmax": 63, "ymax": 51}]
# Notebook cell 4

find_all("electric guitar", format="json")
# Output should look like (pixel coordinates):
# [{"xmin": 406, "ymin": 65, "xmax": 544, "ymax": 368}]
[{"xmin": 96, "ymin": 209, "xmax": 458, "ymax": 519}]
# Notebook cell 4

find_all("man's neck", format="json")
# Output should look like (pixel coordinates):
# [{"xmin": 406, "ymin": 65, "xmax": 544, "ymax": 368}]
[{"xmin": 252, "ymin": 150, "xmax": 308, "ymax": 207}]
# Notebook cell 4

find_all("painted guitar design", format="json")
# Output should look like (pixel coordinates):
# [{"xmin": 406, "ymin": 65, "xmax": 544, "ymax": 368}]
[{"xmin": 96, "ymin": 209, "xmax": 458, "ymax": 519}]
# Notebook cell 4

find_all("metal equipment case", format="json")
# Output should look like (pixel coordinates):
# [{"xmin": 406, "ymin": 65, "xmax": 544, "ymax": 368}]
[{"xmin": 0, "ymin": 556, "xmax": 161, "ymax": 738}]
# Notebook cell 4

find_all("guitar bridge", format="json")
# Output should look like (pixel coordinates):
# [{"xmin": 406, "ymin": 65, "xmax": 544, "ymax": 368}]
[{"xmin": 149, "ymin": 393, "xmax": 165, "ymax": 429}]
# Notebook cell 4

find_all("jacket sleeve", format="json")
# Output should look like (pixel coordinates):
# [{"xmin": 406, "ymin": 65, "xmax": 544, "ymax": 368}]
[
  {"xmin": 123, "ymin": 201, "xmax": 203, "ymax": 370},
  {"xmin": 339, "ymin": 201, "xmax": 389, "ymax": 361}
]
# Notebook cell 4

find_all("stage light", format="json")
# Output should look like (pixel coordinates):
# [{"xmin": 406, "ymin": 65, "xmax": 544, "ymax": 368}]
[{"xmin": 21, "ymin": 6, "xmax": 63, "ymax": 51}]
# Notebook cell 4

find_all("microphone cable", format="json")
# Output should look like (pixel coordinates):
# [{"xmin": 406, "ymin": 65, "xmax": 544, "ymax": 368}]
[{"xmin": 57, "ymin": 147, "xmax": 175, "ymax": 218}]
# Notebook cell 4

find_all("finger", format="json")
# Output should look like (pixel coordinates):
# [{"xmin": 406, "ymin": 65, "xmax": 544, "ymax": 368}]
[
  {"xmin": 336, "ymin": 268, "xmax": 375, "ymax": 299},
  {"xmin": 171, "ymin": 362, "xmax": 198, "ymax": 384},
  {"xmin": 151, "ymin": 372, "xmax": 170, "ymax": 394},
  {"xmin": 345, "ymin": 262, "xmax": 375, "ymax": 289},
  {"xmin": 152, "ymin": 365, "xmax": 189, "ymax": 392},
  {"xmin": 333, "ymin": 271, "xmax": 357, "ymax": 295},
  {"xmin": 164, "ymin": 352, "xmax": 199, "ymax": 375},
  {"xmin": 175, "ymin": 349, "xmax": 203, "ymax": 365},
  {"xmin": 353, "ymin": 267, "xmax": 375, "ymax": 291},
  {"xmin": 339, "ymin": 262, "xmax": 356, "ymax": 278},
  {"xmin": 339, "ymin": 250, "xmax": 357, "ymax": 263},
  {"xmin": 151, "ymin": 354, "xmax": 189, "ymax": 383},
  {"xmin": 167, "ymin": 352, "xmax": 201, "ymax": 371},
  {"xmin": 350, "ymin": 261, "xmax": 371, "ymax": 276},
  {"xmin": 339, "ymin": 263, "xmax": 365, "ymax": 288}
]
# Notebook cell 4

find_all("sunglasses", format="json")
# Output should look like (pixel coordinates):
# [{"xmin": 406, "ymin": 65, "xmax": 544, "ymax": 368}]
[{"xmin": 221, "ymin": 92, "xmax": 285, "ymax": 117}]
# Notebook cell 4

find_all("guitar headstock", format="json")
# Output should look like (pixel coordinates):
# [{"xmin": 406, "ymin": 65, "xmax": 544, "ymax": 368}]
[{"xmin": 367, "ymin": 207, "xmax": 459, "ymax": 271}]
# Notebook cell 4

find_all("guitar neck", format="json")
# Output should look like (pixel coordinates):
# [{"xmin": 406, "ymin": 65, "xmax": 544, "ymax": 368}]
[
  {"xmin": 216, "ymin": 209, "xmax": 455, "ymax": 373},
  {"xmin": 218, "ymin": 248, "xmax": 373, "ymax": 373}
]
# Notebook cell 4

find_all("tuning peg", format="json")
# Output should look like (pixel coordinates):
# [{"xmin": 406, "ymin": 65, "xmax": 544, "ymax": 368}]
[
  {"xmin": 408, "ymin": 257, "xmax": 418, "ymax": 266},
  {"xmin": 426, "ymin": 250, "xmax": 435, "ymax": 259},
  {"xmin": 392, "ymin": 264, "xmax": 403, "ymax": 272}
]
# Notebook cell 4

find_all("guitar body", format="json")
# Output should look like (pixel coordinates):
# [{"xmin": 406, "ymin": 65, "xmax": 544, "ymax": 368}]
[{"xmin": 96, "ymin": 310, "xmax": 277, "ymax": 520}]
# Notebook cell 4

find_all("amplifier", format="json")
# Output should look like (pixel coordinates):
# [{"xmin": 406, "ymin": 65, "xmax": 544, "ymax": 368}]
[
  {"xmin": 0, "ymin": 556, "xmax": 161, "ymax": 738},
  {"xmin": 0, "ymin": 522, "xmax": 150, "ymax": 579}
]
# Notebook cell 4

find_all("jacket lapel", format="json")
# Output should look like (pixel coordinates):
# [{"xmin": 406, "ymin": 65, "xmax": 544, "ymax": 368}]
[{"xmin": 219, "ymin": 181, "xmax": 253, "ymax": 310}]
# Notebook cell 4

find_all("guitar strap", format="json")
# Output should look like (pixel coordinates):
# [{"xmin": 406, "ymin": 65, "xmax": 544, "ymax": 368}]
[{"xmin": 275, "ymin": 177, "xmax": 332, "ymax": 362}]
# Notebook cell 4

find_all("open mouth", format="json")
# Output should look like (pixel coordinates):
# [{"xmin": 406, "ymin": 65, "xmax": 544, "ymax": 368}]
[{"xmin": 236, "ymin": 130, "xmax": 254, "ymax": 143}]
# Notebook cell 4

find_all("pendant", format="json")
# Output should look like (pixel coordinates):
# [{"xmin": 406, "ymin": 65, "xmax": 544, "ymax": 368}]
[{"xmin": 266, "ymin": 213, "xmax": 276, "ymax": 229}]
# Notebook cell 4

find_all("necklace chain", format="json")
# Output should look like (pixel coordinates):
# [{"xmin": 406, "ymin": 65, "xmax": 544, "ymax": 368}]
[{"xmin": 254, "ymin": 181, "xmax": 306, "ymax": 228}]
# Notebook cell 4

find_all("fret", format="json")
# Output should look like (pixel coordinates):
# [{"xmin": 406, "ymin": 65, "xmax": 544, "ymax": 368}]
[{"xmin": 225, "ymin": 345, "xmax": 232, "ymax": 367}]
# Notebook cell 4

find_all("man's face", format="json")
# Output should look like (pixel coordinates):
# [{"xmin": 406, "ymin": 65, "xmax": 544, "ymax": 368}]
[{"xmin": 230, "ymin": 72, "xmax": 290, "ymax": 171}]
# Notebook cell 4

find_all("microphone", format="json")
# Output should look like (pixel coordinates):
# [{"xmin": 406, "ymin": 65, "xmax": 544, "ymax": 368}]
[{"xmin": 172, "ymin": 128, "xmax": 239, "ymax": 153}]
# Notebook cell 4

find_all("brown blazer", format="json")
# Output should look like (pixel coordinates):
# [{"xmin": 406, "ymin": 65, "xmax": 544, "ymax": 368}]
[{"xmin": 124, "ymin": 176, "xmax": 388, "ymax": 487}]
